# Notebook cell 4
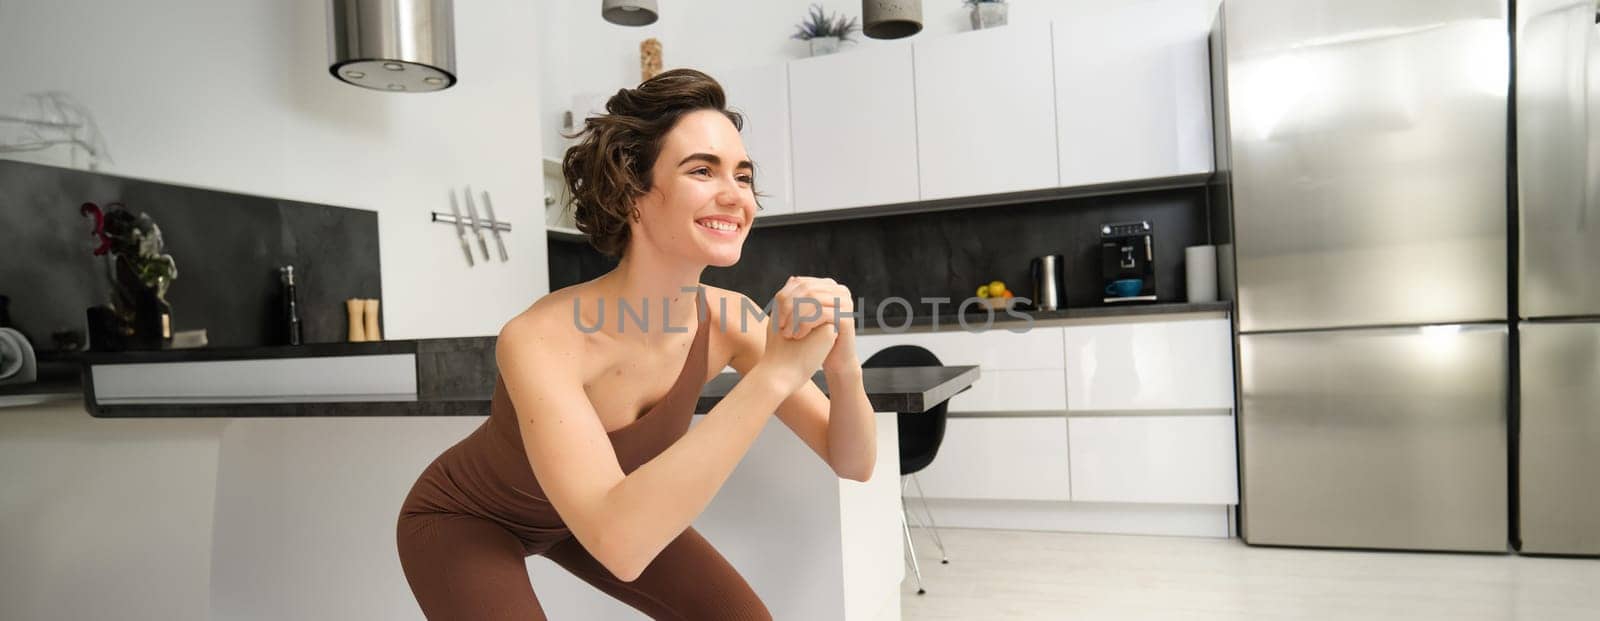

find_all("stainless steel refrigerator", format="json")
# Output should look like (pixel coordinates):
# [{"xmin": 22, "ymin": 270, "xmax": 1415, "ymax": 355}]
[
  {"xmin": 1515, "ymin": 0, "xmax": 1600, "ymax": 556},
  {"xmin": 1212, "ymin": 0, "xmax": 1513, "ymax": 552}
]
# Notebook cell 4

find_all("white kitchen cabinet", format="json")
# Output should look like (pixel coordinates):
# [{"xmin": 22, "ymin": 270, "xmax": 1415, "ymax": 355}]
[
  {"xmin": 856, "ymin": 315, "xmax": 1239, "ymax": 510},
  {"xmin": 1053, "ymin": 1, "xmax": 1214, "ymax": 186},
  {"xmin": 913, "ymin": 23, "xmax": 1059, "ymax": 200},
  {"xmin": 1064, "ymin": 318, "xmax": 1233, "ymax": 412},
  {"xmin": 788, "ymin": 42, "xmax": 920, "ymax": 213},
  {"xmin": 914, "ymin": 417, "xmax": 1071, "ymax": 501},
  {"xmin": 947, "ymin": 369, "xmax": 1066, "ymax": 413},
  {"xmin": 718, "ymin": 63, "xmax": 795, "ymax": 216},
  {"xmin": 1067, "ymin": 415, "xmax": 1238, "ymax": 504}
]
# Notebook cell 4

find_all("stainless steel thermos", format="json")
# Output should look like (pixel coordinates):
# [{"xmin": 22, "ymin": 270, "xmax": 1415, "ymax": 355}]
[{"xmin": 1030, "ymin": 254, "xmax": 1064, "ymax": 311}]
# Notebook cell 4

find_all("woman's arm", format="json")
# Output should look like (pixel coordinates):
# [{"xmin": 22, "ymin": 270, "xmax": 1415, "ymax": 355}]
[
  {"xmin": 497, "ymin": 306, "xmax": 830, "ymax": 582},
  {"xmin": 727, "ymin": 285, "xmax": 878, "ymax": 482},
  {"xmin": 820, "ymin": 324, "xmax": 877, "ymax": 481}
]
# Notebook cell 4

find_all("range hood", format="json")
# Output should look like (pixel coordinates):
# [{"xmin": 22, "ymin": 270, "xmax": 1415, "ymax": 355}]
[{"xmin": 328, "ymin": 0, "xmax": 457, "ymax": 93}]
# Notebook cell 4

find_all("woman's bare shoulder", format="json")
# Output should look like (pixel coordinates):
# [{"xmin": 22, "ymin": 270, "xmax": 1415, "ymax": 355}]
[{"xmin": 497, "ymin": 285, "xmax": 601, "ymax": 365}]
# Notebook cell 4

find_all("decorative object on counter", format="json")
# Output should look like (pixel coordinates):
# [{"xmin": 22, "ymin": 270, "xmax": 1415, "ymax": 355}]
[
  {"xmin": 964, "ymin": 0, "xmax": 1007, "ymax": 30},
  {"xmin": 0, "ymin": 326, "xmax": 38, "ymax": 385},
  {"xmin": 433, "ymin": 187, "xmax": 512, "ymax": 265},
  {"xmin": 171, "ymin": 329, "xmax": 208, "ymax": 349},
  {"xmin": 280, "ymin": 266, "xmax": 303, "ymax": 345},
  {"xmin": 640, "ymin": 38, "xmax": 663, "ymax": 81},
  {"xmin": 1030, "ymin": 254, "xmax": 1064, "ymax": 311},
  {"xmin": 1185, "ymin": 245, "xmax": 1218, "ymax": 303},
  {"xmin": 862, "ymin": 0, "xmax": 922, "ymax": 40},
  {"xmin": 601, "ymin": 0, "xmax": 658, "ymax": 26},
  {"xmin": 363, "ymin": 298, "xmax": 383, "ymax": 341},
  {"xmin": 793, "ymin": 4, "xmax": 861, "ymax": 57},
  {"xmin": 328, "ymin": 0, "xmax": 457, "ymax": 92},
  {"xmin": 974, "ymin": 279, "xmax": 1015, "ymax": 310},
  {"xmin": 346, "ymin": 298, "xmax": 368, "ymax": 342},
  {"xmin": 51, "ymin": 329, "xmax": 86, "ymax": 352},
  {"xmin": 85, "ymin": 306, "xmax": 125, "ymax": 352},
  {"xmin": 80, "ymin": 201, "xmax": 178, "ymax": 350},
  {"xmin": 1099, "ymin": 220, "xmax": 1158, "ymax": 304},
  {"xmin": 339, "ymin": 297, "xmax": 383, "ymax": 342}
]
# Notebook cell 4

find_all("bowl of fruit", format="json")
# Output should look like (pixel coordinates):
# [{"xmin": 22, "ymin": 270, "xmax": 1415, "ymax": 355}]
[{"xmin": 975, "ymin": 280, "xmax": 1015, "ymax": 310}]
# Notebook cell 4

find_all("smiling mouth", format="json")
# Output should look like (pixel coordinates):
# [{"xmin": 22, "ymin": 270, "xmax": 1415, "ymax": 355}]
[{"xmin": 695, "ymin": 219, "xmax": 741, "ymax": 233}]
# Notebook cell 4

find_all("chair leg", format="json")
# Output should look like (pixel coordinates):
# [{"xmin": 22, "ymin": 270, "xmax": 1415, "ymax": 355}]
[
  {"xmin": 910, "ymin": 473, "xmax": 949, "ymax": 564},
  {"xmin": 902, "ymin": 508, "xmax": 926, "ymax": 595},
  {"xmin": 900, "ymin": 475, "xmax": 917, "ymax": 528}
]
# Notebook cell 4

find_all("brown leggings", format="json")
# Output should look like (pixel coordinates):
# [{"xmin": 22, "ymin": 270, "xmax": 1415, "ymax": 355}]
[{"xmin": 397, "ymin": 512, "xmax": 772, "ymax": 620}]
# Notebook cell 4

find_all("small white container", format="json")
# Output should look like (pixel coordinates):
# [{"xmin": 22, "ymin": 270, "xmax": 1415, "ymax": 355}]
[{"xmin": 1185, "ymin": 245, "xmax": 1218, "ymax": 303}]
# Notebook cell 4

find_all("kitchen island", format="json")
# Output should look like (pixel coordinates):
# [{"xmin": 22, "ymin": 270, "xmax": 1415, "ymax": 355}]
[{"xmin": 62, "ymin": 338, "xmax": 977, "ymax": 620}]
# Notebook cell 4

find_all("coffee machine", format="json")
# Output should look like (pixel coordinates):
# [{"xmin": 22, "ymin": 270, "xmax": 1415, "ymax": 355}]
[{"xmin": 1099, "ymin": 220, "xmax": 1157, "ymax": 303}]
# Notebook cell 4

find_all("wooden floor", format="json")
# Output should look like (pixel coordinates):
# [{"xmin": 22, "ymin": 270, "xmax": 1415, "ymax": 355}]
[{"xmin": 899, "ymin": 527, "xmax": 1600, "ymax": 620}]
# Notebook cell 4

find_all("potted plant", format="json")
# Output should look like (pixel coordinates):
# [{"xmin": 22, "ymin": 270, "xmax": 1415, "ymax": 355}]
[
  {"xmin": 80, "ymin": 201, "xmax": 178, "ymax": 350},
  {"xmin": 792, "ymin": 3, "xmax": 860, "ymax": 57},
  {"xmin": 965, "ymin": 0, "xmax": 1007, "ymax": 30}
]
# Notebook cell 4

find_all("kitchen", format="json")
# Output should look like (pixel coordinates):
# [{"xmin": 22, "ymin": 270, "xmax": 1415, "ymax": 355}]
[{"xmin": 1, "ymin": 0, "xmax": 1598, "ymax": 620}]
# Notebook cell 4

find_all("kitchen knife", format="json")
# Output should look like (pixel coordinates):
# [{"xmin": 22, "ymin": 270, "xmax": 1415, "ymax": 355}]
[
  {"xmin": 463, "ymin": 185, "xmax": 491, "ymax": 261},
  {"xmin": 448, "ymin": 190, "xmax": 475, "ymax": 266},
  {"xmin": 480, "ymin": 190, "xmax": 510, "ymax": 262}
]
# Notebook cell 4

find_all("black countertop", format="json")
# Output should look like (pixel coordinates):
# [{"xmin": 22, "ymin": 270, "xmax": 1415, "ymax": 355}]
[
  {"xmin": 85, "ymin": 365, "xmax": 979, "ymax": 419},
  {"xmin": 857, "ymin": 300, "xmax": 1231, "ymax": 332},
  {"xmin": 70, "ymin": 334, "xmax": 977, "ymax": 417},
  {"xmin": 75, "ymin": 336, "xmax": 495, "ymax": 364}
]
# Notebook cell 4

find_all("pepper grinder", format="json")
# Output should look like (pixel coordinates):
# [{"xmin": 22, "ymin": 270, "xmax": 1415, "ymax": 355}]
[
  {"xmin": 346, "ymin": 298, "xmax": 367, "ymax": 342},
  {"xmin": 363, "ymin": 298, "xmax": 382, "ymax": 341},
  {"xmin": 279, "ymin": 266, "xmax": 302, "ymax": 345}
]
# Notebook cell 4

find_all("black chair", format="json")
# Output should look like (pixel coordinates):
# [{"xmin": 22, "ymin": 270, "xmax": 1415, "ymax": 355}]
[{"xmin": 863, "ymin": 345, "xmax": 951, "ymax": 595}]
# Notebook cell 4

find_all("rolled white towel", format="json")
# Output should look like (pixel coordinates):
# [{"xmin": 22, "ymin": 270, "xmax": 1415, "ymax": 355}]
[{"xmin": 0, "ymin": 327, "xmax": 37, "ymax": 384}]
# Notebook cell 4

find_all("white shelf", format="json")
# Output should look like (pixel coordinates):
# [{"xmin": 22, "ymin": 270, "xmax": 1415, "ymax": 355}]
[
  {"xmin": 546, "ymin": 225, "xmax": 585, "ymax": 242},
  {"xmin": 541, "ymin": 156, "xmax": 562, "ymax": 177}
]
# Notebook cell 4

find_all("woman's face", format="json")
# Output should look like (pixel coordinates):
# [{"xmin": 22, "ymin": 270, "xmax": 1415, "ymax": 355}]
[{"xmin": 630, "ymin": 109, "xmax": 758, "ymax": 267}]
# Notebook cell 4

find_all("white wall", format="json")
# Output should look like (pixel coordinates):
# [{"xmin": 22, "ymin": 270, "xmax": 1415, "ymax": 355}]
[
  {"xmin": 536, "ymin": 0, "xmax": 1222, "ymax": 160},
  {"xmin": 0, "ymin": 1, "xmax": 543, "ymax": 619}
]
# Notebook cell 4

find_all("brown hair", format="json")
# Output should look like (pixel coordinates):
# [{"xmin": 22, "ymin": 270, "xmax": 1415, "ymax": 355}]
[{"xmin": 561, "ymin": 68, "xmax": 750, "ymax": 257}]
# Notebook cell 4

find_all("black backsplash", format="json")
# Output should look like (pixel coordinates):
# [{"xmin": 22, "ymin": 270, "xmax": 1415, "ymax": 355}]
[
  {"xmin": 0, "ymin": 159, "xmax": 381, "ymax": 350},
  {"xmin": 549, "ymin": 185, "xmax": 1212, "ymax": 314}
]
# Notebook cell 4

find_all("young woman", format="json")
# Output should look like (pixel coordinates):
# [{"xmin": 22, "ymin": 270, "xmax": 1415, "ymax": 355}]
[{"xmin": 396, "ymin": 68, "xmax": 877, "ymax": 620}]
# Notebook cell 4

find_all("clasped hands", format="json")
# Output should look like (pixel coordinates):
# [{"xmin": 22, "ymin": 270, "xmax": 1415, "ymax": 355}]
[{"xmin": 757, "ymin": 276, "xmax": 858, "ymax": 385}]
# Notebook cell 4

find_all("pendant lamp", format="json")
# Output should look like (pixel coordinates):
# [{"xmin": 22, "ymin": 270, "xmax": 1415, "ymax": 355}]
[{"xmin": 863, "ymin": 0, "xmax": 923, "ymax": 39}]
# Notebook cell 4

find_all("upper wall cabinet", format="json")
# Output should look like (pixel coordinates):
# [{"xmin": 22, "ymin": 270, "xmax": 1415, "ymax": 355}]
[
  {"xmin": 1054, "ymin": 3, "xmax": 1215, "ymax": 186},
  {"xmin": 719, "ymin": 64, "xmax": 796, "ymax": 216},
  {"xmin": 913, "ymin": 23, "xmax": 1059, "ymax": 200},
  {"xmin": 788, "ymin": 41, "xmax": 921, "ymax": 213}
]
